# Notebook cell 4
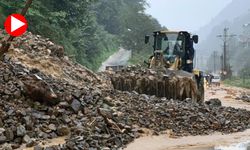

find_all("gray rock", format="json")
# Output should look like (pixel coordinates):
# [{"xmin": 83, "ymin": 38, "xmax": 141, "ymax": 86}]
[
  {"xmin": 17, "ymin": 125, "xmax": 26, "ymax": 137},
  {"xmin": 235, "ymin": 97, "xmax": 241, "ymax": 100},
  {"xmin": 57, "ymin": 126, "xmax": 70, "ymax": 136},
  {"xmin": 23, "ymin": 116, "xmax": 33, "ymax": 130},
  {"xmin": 23, "ymin": 134, "xmax": 31, "ymax": 143},
  {"xmin": 3, "ymin": 74, "xmax": 9, "ymax": 82},
  {"xmin": 26, "ymin": 139, "xmax": 37, "ymax": 147},
  {"xmin": 93, "ymin": 88, "xmax": 102, "ymax": 96},
  {"xmin": 0, "ymin": 128, "xmax": 5, "ymax": 134},
  {"xmin": 140, "ymin": 94, "xmax": 149, "ymax": 100},
  {"xmin": 0, "ymin": 119, "xmax": 3, "ymax": 127},
  {"xmin": 73, "ymin": 90, "xmax": 82, "ymax": 98},
  {"xmin": 13, "ymin": 90, "xmax": 22, "ymax": 98},
  {"xmin": 62, "ymin": 116, "xmax": 71, "ymax": 124},
  {"xmin": 0, "ymin": 135, "xmax": 7, "ymax": 144},
  {"xmin": 50, "ymin": 132, "xmax": 57, "ymax": 139},
  {"xmin": 38, "ymin": 131, "xmax": 45, "ymax": 138},
  {"xmin": 11, "ymin": 143, "xmax": 20, "ymax": 149},
  {"xmin": 34, "ymin": 145, "xmax": 44, "ymax": 150},
  {"xmin": 41, "ymin": 115, "xmax": 50, "ymax": 120},
  {"xmin": 205, "ymin": 98, "xmax": 222, "ymax": 107},
  {"xmin": 5, "ymin": 128, "xmax": 14, "ymax": 141},
  {"xmin": 1, "ymin": 143, "xmax": 12, "ymax": 150},
  {"xmin": 4, "ymin": 89, "xmax": 11, "ymax": 95},
  {"xmin": 71, "ymin": 99, "xmax": 81, "ymax": 112},
  {"xmin": 7, "ymin": 109, "xmax": 14, "ymax": 116},
  {"xmin": 45, "ymin": 147, "xmax": 59, "ymax": 150},
  {"xmin": 48, "ymin": 124, "xmax": 56, "ymax": 131},
  {"xmin": 58, "ymin": 102, "xmax": 69, "ymax": 107}
]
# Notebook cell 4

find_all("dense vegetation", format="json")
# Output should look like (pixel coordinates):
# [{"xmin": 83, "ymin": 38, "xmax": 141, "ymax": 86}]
[
  {"xmin": 0, "ymin": 0, "xmax": 161, "ymax": 70},
  {"xmin": 224, "ymin": 77, "xmax": 250, "ymax": 89}
]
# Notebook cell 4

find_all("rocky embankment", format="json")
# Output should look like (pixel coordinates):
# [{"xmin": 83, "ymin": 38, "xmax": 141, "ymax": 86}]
[{"xmin": 0, "ymin": 31, "xmax": 249, "ymax": 149}]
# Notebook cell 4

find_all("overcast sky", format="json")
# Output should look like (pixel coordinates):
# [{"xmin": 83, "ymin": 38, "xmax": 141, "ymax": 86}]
[{"xmin": 146, "ymin": 0, "xmax": 232, "ymax": 32}]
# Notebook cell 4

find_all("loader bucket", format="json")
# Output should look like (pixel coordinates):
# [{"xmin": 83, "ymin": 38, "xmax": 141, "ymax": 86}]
[{"xmin": 109, "ymin": 68, "xmax": 203, "ymax": 103}]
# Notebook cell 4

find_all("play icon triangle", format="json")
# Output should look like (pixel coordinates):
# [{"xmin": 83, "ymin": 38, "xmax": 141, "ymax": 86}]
[
  {"xmin": 11, "ymin": 16, "xmax": 25, "ymax": 32},
  {"xmin": 4, "ymin": 14, "xmax": 28, "ymax": 37}
]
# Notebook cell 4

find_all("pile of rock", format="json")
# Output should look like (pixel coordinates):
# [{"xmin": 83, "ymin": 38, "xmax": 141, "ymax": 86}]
[
  {"xmin": 44, "ymin": 90, "xmax": 250, "ymax": 149},
  {"xmin": 1, "ymin": 30, "xmax": 103, "ymax": 87},
  {"xmin": 0, "ymin": 31, "xmax": 110, "ymax": 149},
  {"xmin": 0, "ymin": 58, "xmax": 140, "ymax": 149},
  {"xmin": 0, "ymin": 59, "xmax": 120, "ymax": 149}
]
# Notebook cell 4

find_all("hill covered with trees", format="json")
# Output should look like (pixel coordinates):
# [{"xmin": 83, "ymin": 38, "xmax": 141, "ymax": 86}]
[{"xmin": 0, "ymin": 0, "xmax": 162, "ymax": 70}]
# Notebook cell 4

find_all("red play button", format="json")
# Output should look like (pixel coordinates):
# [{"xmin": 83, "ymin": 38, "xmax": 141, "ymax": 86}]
[{"xmin": 4, "ymin": 14, "xmax": 28, "ymax": 37}]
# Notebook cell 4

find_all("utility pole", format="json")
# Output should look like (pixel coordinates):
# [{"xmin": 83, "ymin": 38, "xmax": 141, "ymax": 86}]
[
  {"xmin": 217, "ymin": 27, "xmax": 236, "ymax": 79},
  {"xmin": 220, "ymin": 55, "xmax": 223, "ymax": 74},
  {"xmin": 213, "ymin": 51, "xmax": 216, "ymax": 73}
]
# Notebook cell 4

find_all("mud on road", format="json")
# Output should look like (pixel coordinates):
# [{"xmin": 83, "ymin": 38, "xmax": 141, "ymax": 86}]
[{"xmin": 205, "ymin": 85, "xmax": 250, "ymax": 111}]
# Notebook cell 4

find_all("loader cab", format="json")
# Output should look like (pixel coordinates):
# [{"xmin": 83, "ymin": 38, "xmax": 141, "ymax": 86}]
[{"xmin": 146, "ymin": 30, "xmax": 199, "ymax": 73}]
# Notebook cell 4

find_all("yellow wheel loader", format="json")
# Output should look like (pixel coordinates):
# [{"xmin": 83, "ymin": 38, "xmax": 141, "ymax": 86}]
[{"xmin": 110, "ymin": 30, "xmax": 204, "ymax": 103}]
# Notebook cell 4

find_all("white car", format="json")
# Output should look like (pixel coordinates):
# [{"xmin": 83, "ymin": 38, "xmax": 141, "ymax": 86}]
[{"xmin": 211, "ymin": 75, "xmax": 221, "ymax": 86}]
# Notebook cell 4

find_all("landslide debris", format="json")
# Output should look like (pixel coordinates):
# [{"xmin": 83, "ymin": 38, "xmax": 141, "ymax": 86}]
[
  {"xmin": 0, "ymin": 30, "xmax": 102, "ymax": 87},
  {"xmin": 46, "ymin": 92, "xmax": 250, "ymax": 149},
  {"xmin": 0, "ymin": 31, "xmax": 249, "ymax": 149}
]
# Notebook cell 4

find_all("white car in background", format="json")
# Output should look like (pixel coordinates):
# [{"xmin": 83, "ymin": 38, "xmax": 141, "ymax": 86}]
[{"xmin": 211, "ymin": 74, "xmax": 221, "ymax": 86}]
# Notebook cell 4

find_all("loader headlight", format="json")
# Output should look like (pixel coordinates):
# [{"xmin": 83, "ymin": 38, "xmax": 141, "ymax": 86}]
[{"xmin": 187, "ymin": 60, "xmax": 193, "ymax": 64}]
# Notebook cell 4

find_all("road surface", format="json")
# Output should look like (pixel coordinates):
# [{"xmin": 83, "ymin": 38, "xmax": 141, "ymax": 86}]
[{"xmin": 98, "ymin": 48, "xmax": 131, "ymax": 72}]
